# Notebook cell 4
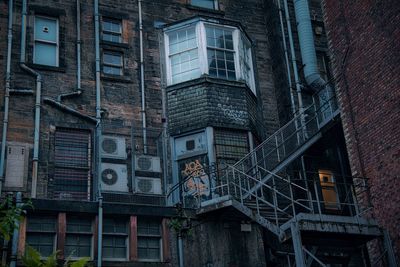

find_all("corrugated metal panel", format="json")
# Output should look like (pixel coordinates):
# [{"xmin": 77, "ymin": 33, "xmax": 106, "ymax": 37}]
[{"xmin": 54, "ymin": 128, "xmax": 91, "ymax": 200}]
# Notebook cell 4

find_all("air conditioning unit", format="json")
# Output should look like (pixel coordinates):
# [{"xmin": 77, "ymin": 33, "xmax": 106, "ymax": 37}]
[
  {"xmin": 100, "ymin": 136, "xmax": 127, "ymax": 159},
  {"xmin": 135, "ymin": 177, "xmax": 162, "ymax": 195},
  {"xmin": 135, "ymin": 155, "xmax": 161, "ymax": 173},
  {"xmin": 100, "ymin": 163, "xmax": 129, "ymax": 192}
]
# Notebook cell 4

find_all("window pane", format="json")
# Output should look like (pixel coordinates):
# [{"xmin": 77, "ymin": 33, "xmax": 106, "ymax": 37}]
[
  {"xmin": 192, "ymin": 0, "xmax": 215, "ymax": 9},
  {"xmin": 27, "ymin": 217, "xmax": 56, "ymax": 232},
  {"xmin": 35, "ymin": 17, "xmax": 57, "ymax": 42},
  {"xmin": 103, "ymin": 66, "xmax": 122, "ymax": 75},
  {"xmin": 26, "ymin": 233, "xmax": 55, "ymax": 257},
  {"xmin": 34, "ymin": 42, "xmax": 57, "ymax": 66},
  {"xmin": 103, "ymin": 53, "xmax": 122, "ymax": 65}
]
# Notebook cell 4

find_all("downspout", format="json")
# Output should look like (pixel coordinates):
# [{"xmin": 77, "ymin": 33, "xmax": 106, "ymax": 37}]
[
  {"xmin": 138, "ymin": 0, "xmax": 148, "ymax": 154},
  {"xmin": 293, "ymin": 0, "xmax": 329, "ymax": 91},
  {"xmin": 20, "ymin": 0, "xmax": 42, "ymax": 198},
  {"xmin": 0, "ymin": 0, "xmax": 14, "ymax": 195},
  {"xmin": 94, "ymin": 0, "xmax": 103, "ymax": 266},
  {"xmin": 9, "ymin": 192, "xmax": 21, "ymax": 267}
]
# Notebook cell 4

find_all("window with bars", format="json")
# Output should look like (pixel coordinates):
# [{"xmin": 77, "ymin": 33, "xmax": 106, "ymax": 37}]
[
  {"xmin": 54, "ymin": 128, "xmax": 91, "ymax": 201},
  {"xmin": 137, "ymin": 220, "xmax": 161, "ymax": 261},
  {"xmin": 103, "ymin": 218, "xmax": 128, "ymax": 260},
  {"xmin": 191, "ymin": 0, "xmax": 218, "ymax": 9},
  {"xmin": 26, "ymin": 216, "xmax": 57, "ymax": 257},
  {"xmin": 103, "ymin": 51, "xmax": 123, "ymax": 76},
  {"xmin": 65, "ymin": 217, "xmax": 92, "ymax": 258},
  {"xmin": 102, "ymin": 18, "xmax": 122, "ymax": 43},
  {"xmin": 164, "ymin": 21, "xmax": 255, "ymax": 93},
  {"xmin": 214, "ymin": 129, "xmax": 249, "ymax": 167},
  {"xmin": 34, "ymin": 16, "xmax": 59, "ymax": 67}
]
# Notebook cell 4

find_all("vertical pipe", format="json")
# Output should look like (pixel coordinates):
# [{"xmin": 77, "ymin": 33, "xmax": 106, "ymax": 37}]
[
  {"xmin": 177, "ymin": 233, "xmax": 184, "ymax": 267},
  {"xmin": 291, "ymin": 221, "xmax": 306, "ymax": 267},
  {"xmin": 0, "ymin": 0, "xmax": 14, "ymax": 195},
  {"xmin": 20, "ymin": 0, "xmax": 42, "ymax": 198},
  {"xmin": 9, "ymin": 192, "xmax": 22, "ymax": 267},
  {"xmin": 94, "ymin": 0, "xmax": 102, "ymax": 266},
  {"xmin": 76, "ymin": 0, "xmax": 81, "ymax": 91},
  {"xmin": 138, "ymin": 0, "xmax": 148, "ymax": 154},
  {"xmin": 283, "ymin": 0, "xmax": 305, "ymax": 131}
]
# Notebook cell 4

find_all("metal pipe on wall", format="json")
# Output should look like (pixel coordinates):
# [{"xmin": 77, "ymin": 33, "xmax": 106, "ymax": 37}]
[
  {"xmin": 76, "ymin": 0, "xmax": 82, "ymax": 92},
  {"xmin": 0, "ymin": 0, "xmax": 14, "ymax": 195},
  {"xmin": 138, "ymin": 0, "xmax": 148, "ymax": 154},
  {"xmin": 94, "ymin": 0, "xmax": 103, "ymax": 265},
  {"xmin": 20, "ymin": 0, "xmax": 43, "ymax": 198}
]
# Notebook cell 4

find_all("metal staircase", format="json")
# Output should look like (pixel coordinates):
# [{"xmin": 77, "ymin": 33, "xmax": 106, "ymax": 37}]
[{"xmin": 168, "ymin": 92, "xmax": 389, "ymax": 266}]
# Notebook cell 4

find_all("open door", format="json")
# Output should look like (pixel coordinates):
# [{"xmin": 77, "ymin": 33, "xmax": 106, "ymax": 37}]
[{"xmin": 318, "ymin": 169, "xmax": 340, "ymax": 210}]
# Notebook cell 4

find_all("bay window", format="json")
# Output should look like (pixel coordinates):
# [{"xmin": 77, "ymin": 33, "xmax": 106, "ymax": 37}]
[{"xmin": 165, "ymin": 20, "xmax": 256, "ymax": 93}]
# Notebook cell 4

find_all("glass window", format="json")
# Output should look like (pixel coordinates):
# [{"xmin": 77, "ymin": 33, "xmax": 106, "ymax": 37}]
[
  {"xmin": 102, "ymin": 218, "xmax": 128, "ymax": 260},
  {"xmin": 102, "ymin": 19, "xmax": 122, "ymax": 43},
  {"xmin": 34, "ymin": 16, "xmax": 58, "ymax": 66},
  {"xmin": 26, "ymin": 216, "xmax": 56, "ymax": 257},
  {"xmin": 206, "ymin": 26, "xmax": 236, "ymax": 80},
  {"xmin": 137, "ymin": 220, "xmax": 161, "ymax": 261},
  {"xmin": 167, "ymin": 27, "xmax": 201, "ymax": 84},
  {"xmin": 164, "ymin": 21, "xmax": 256, "ymax": 93},
  {"xmin": 191, "ymin": 0, "xmax": 217, "ymax": 9},
  {"xmin": 54, "ymin": 129, "xmax": 91, "ymax": 201},
  {"xmin": 65, "ymin": 217, "xmax": 92, "ymax": 258},
  {"xmin": 103, "ymin": 52, "xmax": 123, "ymax": 75}
]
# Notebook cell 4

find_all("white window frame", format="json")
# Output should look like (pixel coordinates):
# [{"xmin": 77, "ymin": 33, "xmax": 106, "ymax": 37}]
[
  {"xmin": 33, "ymin": 15, "xmax": 59, "ymax": 67},
  {"xmin": 164, "ymin": 20, "xmax": 256, "ymax": 94},
  {"xmin": 102, "ymin": 18, "xmax": 122, "ymax": 43},
  {"xmin": 102, "ymin": 51, "xmax": 124, "ymax": 76}
]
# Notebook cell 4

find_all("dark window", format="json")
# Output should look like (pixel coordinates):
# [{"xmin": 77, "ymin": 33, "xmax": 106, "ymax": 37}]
[
  {"xmin": 103, "ymin": 52, "xmax": 123, "ymax": 75},
  {"xmin": 215, "ymin": 129, "xmax": 249, "ymax": 166},
  {"xmin": 102, "ymin": 19, "xmax": 122, "ymax": 43},
  {"xmin": 191, "ymin": 0, "xmax": 217, "ymax": 9},
  {"xmin": 137, "ymin": 220, "xmax": 161, "ymax": 261},
  {"xmin": 65, "ymin": 217, "xmax": 92, "ymax": 258},
  {"xmin": 54, "ymin": 128, "xmax": 91, "ymax": 200},
  {"xmin": 102, "ymin": 218, "xmax": 128, "ymax": 260},
  {"xmin": 26, "ymin": 216, "xmax": 56, "ymax": 257}
]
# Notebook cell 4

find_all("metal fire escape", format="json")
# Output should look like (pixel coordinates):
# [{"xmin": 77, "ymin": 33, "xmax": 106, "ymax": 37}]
[{"xmin": 168, "ymin": 92, "xmax": 394, "ymax": 266}]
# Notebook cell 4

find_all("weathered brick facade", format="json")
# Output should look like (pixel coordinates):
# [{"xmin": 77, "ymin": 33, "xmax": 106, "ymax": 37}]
[{"xmin": 323, "ymin": 0, "xmax": 400, "ymax": 260}]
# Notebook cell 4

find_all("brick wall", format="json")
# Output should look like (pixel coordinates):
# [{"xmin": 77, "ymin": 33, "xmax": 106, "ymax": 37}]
[{"xmin": 323, "ymin": 0, "xmax": 400, "ymax": 260}]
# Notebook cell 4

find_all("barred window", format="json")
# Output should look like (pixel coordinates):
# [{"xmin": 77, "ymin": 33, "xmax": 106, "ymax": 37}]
[
  {"xmin": 215, "ymin": 129, "xmax": 249, "ymax": 166},
  {"xmin": 54, "ymin": 128, "xmax": 91, "ymax": 200},
  {"xmin": 138, "ymin": 220, "xmax": 161, "ymax": 261},
  {"xmin": 65, "ymin": 217, "xmax": 92, "ymax": 258},
  {"xmin": 26, "ymin": 216, "xmax": 57, "ymax": 257},
  {"xmin": 103, "ymin": 218, "xmax": 128, "ymax": 260}
]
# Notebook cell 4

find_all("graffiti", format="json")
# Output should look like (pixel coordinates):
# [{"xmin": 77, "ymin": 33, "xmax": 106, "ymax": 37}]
[
  {"xmin": 217, "ymin": 104, "xmax": 246, "ymax": 124},
  {"xmin": 181, "ymin": 159, "xmax": 210, "ymax": 197}
]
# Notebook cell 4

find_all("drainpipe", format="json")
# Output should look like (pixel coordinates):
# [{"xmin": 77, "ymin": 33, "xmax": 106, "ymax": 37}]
[
  {"xmin": 177, "ymin": 233, "xmax": 184, "ymax": 267},
  {"xmin": 138, "ymin": 0, "xmax": 148, "ymax": 154},
  {"xmin": 9, "ymin": 192, "xmax": 22, "ymax": 267},
  {"xmin": 20, "ymin": 0, "xmax": 42, "ymax": 198},
  {"xmin": 293, "ymin": 0, "xmax": 329, "ymax": 92},
  {"xmin": 94, "ymin": 0, "xmax": 103, "ymax": 266},
  {"xmin": 0, "ymin": 0, "xmax": 14, "ymax": 196}
]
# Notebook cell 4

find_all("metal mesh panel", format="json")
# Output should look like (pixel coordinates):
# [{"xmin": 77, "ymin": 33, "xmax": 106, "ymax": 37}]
[
  {"xmin": 54, "ymin": 129, "xmax": 91, "ymax": 201},
  {"xmin": 215, "ymin": 129, "xmax": 249, "ymax": 165}
]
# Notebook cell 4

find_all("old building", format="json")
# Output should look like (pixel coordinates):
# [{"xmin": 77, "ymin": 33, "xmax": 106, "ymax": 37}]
[{"xmin": 0, "ymin": 0, "xmax": 397, "ymax": 266}]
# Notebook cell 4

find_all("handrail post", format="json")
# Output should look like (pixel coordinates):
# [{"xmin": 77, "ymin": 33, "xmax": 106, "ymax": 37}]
[
  {"xmin": 288, "ymin": 175, "xmax": 296, "ymax": 218},
  {"xmin": 272, "ymin": 175, "xmax": 279, "ymax": 227},
  {"xmin": 312, "ymin": 95, "xmax": 320, "ymax": 129}
]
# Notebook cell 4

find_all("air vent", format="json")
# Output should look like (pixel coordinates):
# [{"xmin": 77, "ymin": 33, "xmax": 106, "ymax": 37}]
[
  {"xmin": 100, "ymin": 136, "xmax": 127, "ymax": 159},
  {"xmin": 135, "ymin": 155, "xmax": 161, "ymax": 173},
  {"xmin": 100, "ymin": 163, "xmax": 128, "ymax": 192},
  {"xmin": 136, "ymin": 177, "xmax": 162, "ymax": 195}
]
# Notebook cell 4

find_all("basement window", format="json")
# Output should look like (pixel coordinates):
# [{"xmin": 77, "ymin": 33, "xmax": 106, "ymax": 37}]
[
  {"xmin": 138, "ymin": 220, "xmax": 162, "ymax": 261},
  {"xmin": 191, "ymin": 0, "xmax": 218, "ymax": 9},
  {"xmin": 103, "ymin": 218, "xmax": 128, "ymax": 261},
  {"xmin": 102, "ymin": 18, "xmax": 122, "ymax": 43},
  {"xmin": 34, "ymin": 16, "xmax": 59, "ymax": 67},
  {"xmin": 26, "ymin": 216, "xmax": 57, "ymax": 257},
  {"xmin": 103, "ymin": 51, "xmax": 123, "ymax": 75},
  {"xmin": 164, "ymin": 20, "xmax": 255, "ymax": 93},
  {"xmin": 65, "ymin": 217, "xmax": 92, "ymax": 258}
]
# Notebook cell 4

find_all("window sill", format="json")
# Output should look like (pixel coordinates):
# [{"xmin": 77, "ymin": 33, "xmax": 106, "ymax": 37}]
[
  {"xmin": 28, "ymin": 63, "xmax": 66, "ymax": 73},
  {"xmin": 186, "ymin": 5, "xmax": 225, "ymax": 15},
  {"xmin": 101, "ymin": 40, "xmax": 130, "ymax": 49},
  {"xmin": 101, "ymin": 74, "xmax": 132, "ymax": 83},
  {"xmin": 167, "ymin": 76, "xmax": 247, "ymax": 91}
]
